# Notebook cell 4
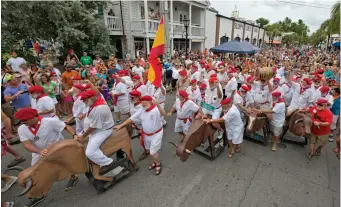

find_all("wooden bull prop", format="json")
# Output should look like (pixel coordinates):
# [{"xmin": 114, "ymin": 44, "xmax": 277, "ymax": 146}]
[
  {"xmin": 171, "ymin": 119, "xmax": 225, "ymax": 162},
  {"xmin": 288, "ymin": 110, "xmax": 312, "ymax": 136},
  {"xmin": 16, "ymin": 127, "xmax": 137, "ymax": 198},
  {"xmin": 246, "ymin": 111, "xmax": 267, "ymax": 133}
]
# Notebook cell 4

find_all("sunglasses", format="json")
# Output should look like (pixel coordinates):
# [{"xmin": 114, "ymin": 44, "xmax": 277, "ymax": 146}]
[
  {"xmin": 240, "ymin": 90, "xmax": 246, "ymax": 93},
  {"xmin": 15, "ymin": 76, "xmax": 22, "ymax": 79},
  {"xmin": 52, "ymin": 75, "xmax": 57, "ymax": 77}
]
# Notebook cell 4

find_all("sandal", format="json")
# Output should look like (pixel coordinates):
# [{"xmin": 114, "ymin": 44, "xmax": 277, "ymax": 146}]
[
  {"xmin": 155, "ymin": 162, "xmax": 162, "ymax": 175},
  {"xmin": 148, "ymin": 161, "xmax": 156, "ymax": 170},
  {"xmin": 228, "ymin": 152, "xmax": 235, "ymax": 159},
  {"xmin": 139, "ymin": 151, "xmax": 150, "ymax": 161},
  {"xmin": 306, "ymin": 153, "xmax": 314, "ymax": 160},
  {"xmin": 315, "ymin": 151, "xmax": 321, "ymax": 156}
]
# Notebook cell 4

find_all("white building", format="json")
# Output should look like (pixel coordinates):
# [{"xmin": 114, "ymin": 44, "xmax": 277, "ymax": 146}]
[{"xmin": 103, "ymin": 0, "xmax": 209, "ymax": 58}]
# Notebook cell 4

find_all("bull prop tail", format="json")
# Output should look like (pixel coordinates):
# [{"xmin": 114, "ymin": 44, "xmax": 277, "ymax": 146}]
[{"xmin": 6, "ymin": 166, "xmax": 24, "ymax": 172}]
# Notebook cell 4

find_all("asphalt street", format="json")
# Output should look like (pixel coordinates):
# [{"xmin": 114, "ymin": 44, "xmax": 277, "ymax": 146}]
[{"xmin": 2, "ymin": 93, "xmax": 340, "ymax": 207}]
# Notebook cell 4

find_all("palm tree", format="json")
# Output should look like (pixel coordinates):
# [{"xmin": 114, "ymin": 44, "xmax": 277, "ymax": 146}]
[
  {"xmin": 321, "ymin": 19, "xmax": 332, "ymax": 47},
  {"xmin": 330, "ymin": 2, "xmax": 340, "ymax": 34}
]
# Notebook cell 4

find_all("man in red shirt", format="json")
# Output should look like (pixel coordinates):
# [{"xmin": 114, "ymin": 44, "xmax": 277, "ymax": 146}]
[{"xmin": 304, "ymin": 98, "xmax": 333, "ymax": 159}]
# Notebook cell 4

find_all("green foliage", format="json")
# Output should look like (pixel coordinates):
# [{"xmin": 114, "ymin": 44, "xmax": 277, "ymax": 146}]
[
  {"xmin": 256, "ymin": 18, "xmax": 269, "ymax": 27},
  {"xmin": 330, "ymin": 2, "xmax": 340, "ymax": 34},
  {"xmin": 1, "ymin": 1, "xmax": 116, "ymax": 62},
  {"xmin": 310, "ymin": 29, "xmax": 326, "ymax": 46}
]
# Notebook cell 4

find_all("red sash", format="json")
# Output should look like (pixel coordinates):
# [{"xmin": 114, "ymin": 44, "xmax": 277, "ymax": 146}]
[
  {"xmin": 272, "ymin": 98, "xmax": 284, "ymax": 107},
  {"xmin": 132, "ymin": 82, "xmax": 142, "ymax": 90},
  {"xmin": 28, "ymin": 116, "xmax": 43, "ymax": 136},
  {"xmin": 179, "ymin": 117, "xmax": 192, "ymax": 124},
  {"xmin": 139, "ymin": 104, "xmax": 159, "ymax": 147},
  {"xmin": 299, "ymin": 86, "xmax": 309, "ymax": 94},
  {"xmin": 180, "ymin": 99, "xmax": 188, "ymax": 108},
  {"xmin": 88, "ymin": 97, "xmax": 106, "ymax": 116},
  {"xmin": 146, "ymin": 104, "xmax": 156, "ymax": 112},
  {"xmin": 37, "ymin": 94, "xmax": 48, "ymax": 100}
]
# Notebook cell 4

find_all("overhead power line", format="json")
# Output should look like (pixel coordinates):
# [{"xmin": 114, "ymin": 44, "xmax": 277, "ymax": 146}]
[
  {"xmin": 291, "ymin": 0, "xmax": 333, "ymax": 7},
  {"xmin": 275, "ymin": 0, "xmax": 332, "ymax": 9}
]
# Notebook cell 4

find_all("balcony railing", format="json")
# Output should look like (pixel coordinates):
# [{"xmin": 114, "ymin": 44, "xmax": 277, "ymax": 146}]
[
  {"xmin": 131, "ymin": 19, "xmax": 160, "ymax": 33},
  {"xmin": 104, "ymin": 15, "xmax": 123, "ymax": 32},
  {"xmin": 173, "ymin": 22, "xmax": 185, "ymax": 35},
  {"xmin": 191, "ymin": 25, "xmax": 205, "ymax": 36}
]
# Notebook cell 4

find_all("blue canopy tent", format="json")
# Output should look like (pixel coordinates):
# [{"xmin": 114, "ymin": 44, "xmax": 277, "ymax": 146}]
[
  {"xmin": 210, "ymin": 40, "xmax": 255, "ymax": 54},
  {"xmin": 333, "ymin": 42, "xmax": 340, "ymax": 47},
  {"xmin": 240, "ymin": 40, "xmax": 261, "ymax": 52}
]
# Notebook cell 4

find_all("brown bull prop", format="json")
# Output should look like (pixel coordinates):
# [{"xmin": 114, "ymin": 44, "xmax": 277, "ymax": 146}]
[
  {"xmin": 172, "ymin": 119, "xmax": 219, "ymax": 162},
  {"xmin": 288, "ymin": 110, "xmax": 312, "ymax": 136},
  {"xmin": 246, "ymin": 111, "xmax": 267, "ymax": 133},
  {"xmin": 17, "ymin": 127, "xmax": 136, "ymax": 198}
]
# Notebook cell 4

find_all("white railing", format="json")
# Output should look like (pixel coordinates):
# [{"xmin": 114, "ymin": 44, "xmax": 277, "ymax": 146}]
[
  {"xmin": 131, "ymin": 19, "xmax": 160, "ymax": 33},
  {"xmin": 191, "ymin": 25, "xmax": 205, "ymax": 36},
  {"xmin": 104, "ymin": 15, "xmax": 123, "ymax": 31},
  {"xmin": 172, "ymin": 22, "xmax": 185, "ymax": 35}
]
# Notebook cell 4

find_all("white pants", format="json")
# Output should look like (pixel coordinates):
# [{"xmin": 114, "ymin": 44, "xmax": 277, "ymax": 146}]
[
  {"xmin": 114, "ymin": 99, "xmax": 130, "ymax": 115},
  {"xmin": 331, "ymin": 115, "xmax": 339, "ymax": 130},
  {"xmin": 75, "ymin": 118, "xmax": 84, "ymax": 135},
  {"xmin": 174, "ymin": 118, "xmax": 192, "ymax": 134},
  {"xmin": 160, "ymin": 103, "xmax": 166, "ymax": 125},
  {"xmin": 202, "ymin": 107, "xmax": 222, "ymax": 119},
  {"xmin": 86, "ymin": 129, "xmax": 113, "ymax": 167},
  {"xmin": 145, "ymin": 129, "xmax": 163, "ymax": 155}
]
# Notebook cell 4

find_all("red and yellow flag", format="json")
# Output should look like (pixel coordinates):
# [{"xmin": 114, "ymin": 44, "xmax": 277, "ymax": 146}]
[{"xmin": 148, "ymin": 15, "xmax": 165, "ymax": 87}]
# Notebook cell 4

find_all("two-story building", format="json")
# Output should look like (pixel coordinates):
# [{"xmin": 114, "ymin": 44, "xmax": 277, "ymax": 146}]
[{"xmin": 103, "ymin": 0, "xmax": 209, "ymax": 58}]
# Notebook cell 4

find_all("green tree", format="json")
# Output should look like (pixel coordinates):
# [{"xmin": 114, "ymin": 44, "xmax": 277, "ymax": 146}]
[
  {"xmin": 265, "ymin": 23, "xmax": 282, "ymax": 46},
  {"xmin": 256, "ymin": 17, "xmax": 270, "ymax": 27},
  {"xmin": 1, "ymin": 1, "xmax": 115, "ymax": 63},
  {"xmin": 330, "ymin": 2, "xmax": 340, "ymax": 34},
  {"xmin": 320, "ymin": 19, "xmax": 333, "ymax": 47}
]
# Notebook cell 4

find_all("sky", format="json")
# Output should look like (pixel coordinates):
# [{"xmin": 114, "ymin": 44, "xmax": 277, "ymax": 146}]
[{"xmin": 209, "ymin": 0, "xmax": 336, "ymax": 34}]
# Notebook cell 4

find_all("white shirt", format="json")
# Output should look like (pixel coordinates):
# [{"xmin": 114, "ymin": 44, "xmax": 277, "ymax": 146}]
[
  {"xmin": 281, "ymin": 82, "xmax": 293, "ymax": 104},
  {"xmin": 6, "ymin": 57, "xmax": 26, "ymax": 72},
  {"xmin": 235, "ymin": 72, "xmax": 245, "ymax": 84},
  {"xmin": 233, "ymin": 92, "xmax": 254, "ymax": 108},
  {"xmin": 112, "ymin": 82, "xmax": 129, "ymax": 101},
  {"xmin": 130, "ymin": 102, "xmax": 142, "ymax": 116},
  {"xmin": 222, "ymin": 105, "xmax": 243, "ymax": 139},
  {"xmin": 121, "ymin": 76, "xmax": 133, "ymax": 91},
  {"xmin": 146, "ymin": 81, "xmax": 156, "ymax": 96},
  {"xmin": 315, "ymin": 92, "xmax": 334, "ymax": 105},
  {"xmin": 204, "ymin": 87, "xmax": 223, "ymax": 108},
  {"xmin": 153, "ymin": 87, "xmax": 166, "ymax": 104},
  {"xmin": 190, "ymin": 71, "xmax": 201, "ymax": 82},
  {"xmin": 72, "ymin": 96, "xmax": 87, "ymax": 118},
  {"xmin": 172, "ymin": 67, "xmax": 179, "ymax": 79},
  {"xmin": 83, "ymin": 104, "xmax": 114, "ymax": 132},
  {"xmin": 174, "ymin": 99, "xmax": 199, "ymax": 119},
  {"xmin": 272, "ymin": 85, "xmax": 284, "ymax": 98},
  {"xmin": 290, "ymin": 82, "xmax": 314, "ymax": 108},
  {"xmin": 224, "ymin": 77, "xmax": 237, "ymax": 98},
  {"xmin": 18, "ymin": 117, "xmax": 65, "ymax": 165},
  {"xmin": 217, "ymin": 72, "xmax": 228, "ymax": 88},
  {"xmin": 131, "ymin": 106, "xmax": 163, "ymax": 134},
  {"xmin": 36, "ymin": 96, "xmax": 56, "ymax": 118},
  {"xmin": 271, "ymin": 102, "xmax": 286, "ymax": 127},
  {"xmin": 311, "ymin": 85, "xmax": 321, "ymax": 101},
  {"xmin": 132, "ymin": 66, "xmax": 145, "ymax": 77},
  {"xmin": 252, "ymin": 82, "xmax": 271, "ymax": 104},
  {"xmin": 186, "ymin": 86, "xmax": 202, "ymax": 105},
  {"xmin": 133, "ymin": 84, "xmax": 147, "ymax": 96}
]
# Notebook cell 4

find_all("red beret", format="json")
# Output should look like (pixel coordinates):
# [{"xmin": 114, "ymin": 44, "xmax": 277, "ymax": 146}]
[
  {"xmin": 179, "ymin": 70, "xmax": 187, "ymax": 76},
  {"xmin": 317, "ymin": 69, "xmax": 324, "ymax": 74},
  {"xmin": 314, "ymin": 75, "xmax": 322, "ymax": 81},
  {"xmin": 79, "ymin": 89, "xmax": 97, "ymax": 100},
  {"xmin": 29, "ymin": 86, "xmax": 44, "ymax": 93},
  {"xmin": 14, "ymin": 108, "xmax": 38, "ymax": 121},
  {"xmin": 140, "ymin": 95, "xmax": 153, "ymax": 102},
  {"xmin": 227, "ymin": 69, "xmax": 234, "ymax": 74},
  {"xmin": 72, "ymin": 76, "xmax": 82, "ymax": 81},
  {"xmin": 118, "ymin": 70, "xmax": 126, "ymax": 76},
  {"xmin": 272, "ymin": 91, "xmax": 281, "ymax": 97},
  {"xmin": 204, "ymin": 64, "xmax": 210, "ymax": 69},
  {"xmin": 132, "ymin": 75, "xmax": 140, "ymax": 80},
  {"xmin": 210, "ymin": 74, "xmax": 217, "ymax": 78},
  {"xmin": 220, "ymin": 98, "xmax": 232, "ymax": 105},
  {"xmin": 190, "ymin": 79, "xmax": 197, "ymax": 84},
  {"xmin": 129, "ymin": 90, "xmax": 141, "ymax": 97},
  {"xmin": 112, "ymin": 74, "xmax": 119, "ymax": 79},
  {"xmin": 240, "ymin": 84, "xmax": 250, "ymax": 91},
  {"xmin": 192, "ymin": 64, "xmax": 198, "ymax": 69},
  {"xmin": 246, "ymin": 76, "xmax": 254, "ymax": 83},
  {"xmin": 273, "ymin": 77, "xmax": 280, "ymax": 82},
  {"xmin": 302, "ymin": 78, "xmax": 312, "ymax": 85},
  {"xmin": 50, "ymin": 72, "xmax": 56, "ymax": 77},
  {"xmin": 178, "ymin": 90, "xmax": 188, "ymax": 98},
  {"xmin": 316, "ymin": 98, "xmax": 328, "ymax": 105},
  {"xmin": 200, "ymin": 60, "xmax": 206, "ymax": 64},
  {"xmin": 208, "ymin": 77, "xmax": 218, "ymax": 83},
  {"xmin": 218, "ymin": 63, "xmax": 225, "ymax": 68},
  {"xmin": 73, "ymin": 84, "xmax": 85, "ymax": 91},
  {"xmin": 200, "ymin": 83, "xmax": 207, "ymax": 89},
  {"xmin": 320, "ymin": 86, "xmax": 330, "ymax": 93}
]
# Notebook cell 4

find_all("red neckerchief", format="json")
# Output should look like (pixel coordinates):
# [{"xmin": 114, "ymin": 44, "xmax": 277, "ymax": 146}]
[
  {"xmin": 237, "ymin": 91, "xmax": 246, "ymax": 103},
  {"xmin": 114, "ymin": 79, "xmax": 120, "ymax": 87},
  {"xmin": 191, "ymin": 86, "xmax": 197, "ymax": 93},
  {"xmin": 146, "ymin": 104, "xmax": 156, "ymax": 112},
  {"xmin": 273, "ymin": 85, "xmax": 279, "ymax": 91},
  {"xmin": 180, "ymin": 98, "xmax": 188, "ymax": 108},
  {"xmin": 133, "ymin": 82, "xmax": 142, "ymax": 90},
  {"xmin": 201, "ymin": 93, "xmax": 205, "ymax": 99},
  {"xmin": 134, "ymin": 101, "xmax": 141, "ymax": 106},
  {"xmin": 223, "ymin": 106, "xmax": 232, "ymax": 115},
  {"xmin": 181, "ymin": 77, "xmax": 188, "ymax": 84},
  {"xmin": 191, "ymin": 68, "xmax": 198, "ymax": 74},
  {"xmin": 299, "ymin": 86, "xmax": 309, "ymax": 94},
  {"xmin": 284, "ymin": 83, "xmax": 291, "ymax": 88},
  {"xmin": 88, "ymin": 97, "xmax": 106, "ymax": 115},
  {"xmin": 28, "ymin": 116, "xmax": 43, "ymax": 136},
  {"xmin": 37, "ymin": 94, "xmax": 48, "ymax": 100},
  {"xmin": 272, "ymin": 98, "xmax": 284, "ymax": 107}
]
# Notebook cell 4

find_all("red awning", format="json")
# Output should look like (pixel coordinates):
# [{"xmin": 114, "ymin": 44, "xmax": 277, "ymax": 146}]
[{"xmin": 265, "ymin": 40, "xmax": 281, "ymax": 44}]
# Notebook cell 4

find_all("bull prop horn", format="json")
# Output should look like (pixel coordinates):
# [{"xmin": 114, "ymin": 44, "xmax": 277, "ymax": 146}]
[
  {"xmin": 17, "ymin": 179, "xmax": 33, "ymax": 197},
  {"xmin": 6, "ymin": 166, "xmax": 24, "ymax": 172},
  {"xmin": 168, "ymin": 142, "xmax": 192, "ymax": 155}
]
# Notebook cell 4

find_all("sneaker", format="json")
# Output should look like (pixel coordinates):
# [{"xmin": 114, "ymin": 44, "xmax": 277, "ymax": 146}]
[
  {"xmin": 1, "ymin": 176, "xmax": 17, "ymax": 192},
  {"xmin": 162, "ymin": 120, "xmax": 167, "ymax": 126},
  {"xmin": 3, "ymin": 202, "xmax": 14, "ymax": 207},
  {"xmin": 64, "ymin": 176, "xmax": 79, "ymax": 192},
  {"xmin": 329, "ymin": 137, "xmax": 334, "ymax": 142},
  {"xmin": 116, "ymin": 120, "xmax": 122, "ymax": 124},
  {"xmin": 24, "ymin": 196, "xmax": 45, "ymax": 207},
  {"xmin": 217, "ymin": 130, "xmax": 224, "ymax": 139},
  {"xmin": 7, "ymin": 156, "xmax": 26, "ymax": 168},
  {"xmin": 272, "ymin": 143, "xmax": 277, "ymax": 152},
  {"xmin": 99, "ymin": 161, "xmax": 117, "ymax": 176}
]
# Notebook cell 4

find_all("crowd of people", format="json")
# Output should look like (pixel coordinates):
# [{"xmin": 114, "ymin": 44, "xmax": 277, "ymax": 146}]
[{"xmin": 1, "ymin": 46, "xmax": 340, "ymax": 207}]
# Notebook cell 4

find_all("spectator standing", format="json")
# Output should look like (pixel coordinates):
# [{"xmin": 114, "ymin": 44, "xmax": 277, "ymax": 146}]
[
  {"xmin": 61, "ymin": 64, "xmax": 79, "ymax": 89},
  {"xmin": 329, "ymin": 88, "xmax": 340, "ymax": 142},
  {"xmin": 80, "ymin": 52, "xmax": 92, "ymax": 66},
  {"xmin": 6, "ymin": 52, "xmax": 26, "ymax": 72},
  {"xmin": 46, "ymin": 63, "xmax": 61, "ymax": 78},
  {"xmin": 132, "ymin": 60, "xmax": 145, "ymax": 77},
  {"xmin": 4, "ymin": 74, "xmax": 31, "ymax": 110},
  {"xmin": 19, "ymin": 64, "xmax": 32, "ymax": 85},
  {"xmin": 38, "ymin": 74, "xmax": 58, "ymax": 104}
]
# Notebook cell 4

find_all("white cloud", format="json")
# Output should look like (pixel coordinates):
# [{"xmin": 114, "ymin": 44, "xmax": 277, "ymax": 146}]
[{"xmin": 209, "ymin": 0, "xmax": 336, "ymax": 33}]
